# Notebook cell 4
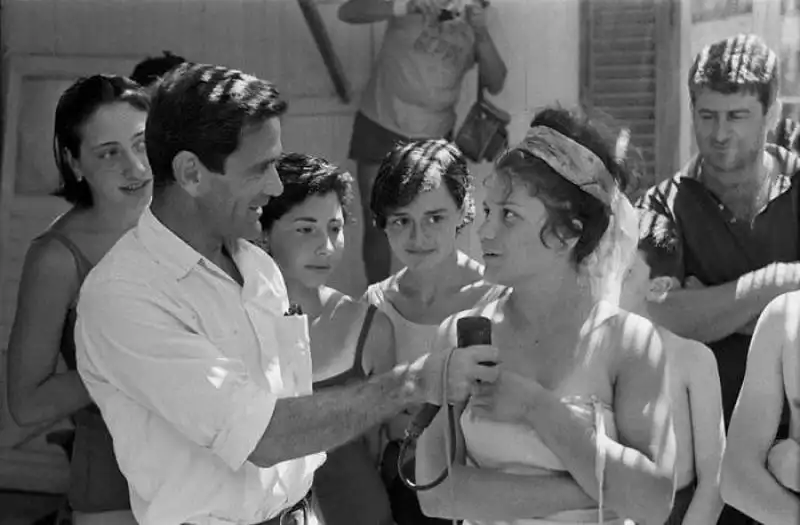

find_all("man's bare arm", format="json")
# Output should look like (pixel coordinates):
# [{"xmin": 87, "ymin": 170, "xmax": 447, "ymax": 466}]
[
  {"xmin": 250, "ymin": 346, "xmax": 498, "ymax": 468},
  {"xmin": 75, "ymin": 285, "xmax": 499, "ymax": 473},
  {"xmin": 250, "ymin": 362, "xmax": 416, "ymax": 467},
  {"xmin": 648, "ymin": 262, "xmax": 800, "ymax": 343},
  {"xmin": 720, "ymin": 293, "xmax": 800, "ymax": 525}
]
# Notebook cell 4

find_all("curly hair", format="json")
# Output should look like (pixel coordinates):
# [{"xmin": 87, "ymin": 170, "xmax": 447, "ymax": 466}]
[
  {"xmin": 260, "ymin": 152, "xmax": 355, "ymax": 231},
  {"xmin": 495, "ymin": 106, "xmax": 635, "ymax": 268}
]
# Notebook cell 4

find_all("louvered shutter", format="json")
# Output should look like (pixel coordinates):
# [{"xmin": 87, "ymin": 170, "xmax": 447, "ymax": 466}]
[{"xmin": 580, "ymin": 0, "xmax": 682, "ymax": 191}]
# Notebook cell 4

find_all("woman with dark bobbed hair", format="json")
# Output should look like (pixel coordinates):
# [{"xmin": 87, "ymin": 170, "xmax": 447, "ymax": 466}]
[
  {"xmin": 7, "ymin": 74, "xmax": 151, "ymax": 525},
  {"xmin": 366, "ymin": 139, "xmax": 507, "ymax": 525},
  {"xmin": 416, "ymin": 107, "xmax": 677, "ymax": 525}
]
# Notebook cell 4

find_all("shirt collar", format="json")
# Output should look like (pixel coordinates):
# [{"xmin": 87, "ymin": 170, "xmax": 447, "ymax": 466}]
[
  {"xmin": 137, "ymin": 207, "xmax": 205, "ymax": 280},
  {"xmin": 137, "ymin": 208, "xmax": 290, "ymax": 312}
]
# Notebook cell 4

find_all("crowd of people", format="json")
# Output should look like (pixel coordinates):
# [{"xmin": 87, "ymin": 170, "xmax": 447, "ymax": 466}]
[{"xmin": 3, "ymin": 2, "xmax": 799, "ymax": 525}]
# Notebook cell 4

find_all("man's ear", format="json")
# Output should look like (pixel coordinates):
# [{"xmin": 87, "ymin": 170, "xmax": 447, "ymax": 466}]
[
  {"xmin": 172, "ymin": 151, "xmax": 204, "ymax": 197},
  {"xmin": 766, "ymin": 99, "xmax": 783, "ymax": 133},
  {"xmin": 646, "ymin": 275, "xmax": 678, "ymax": 303}
]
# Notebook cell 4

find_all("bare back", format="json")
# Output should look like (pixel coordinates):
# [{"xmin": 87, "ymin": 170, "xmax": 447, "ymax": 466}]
[
  {"xmin": 780, "ymin": 300, "xmax": 800, "ymax": 442},
  {"xmin": 660, "ymin": 329, "xmax": 701, "ymax": 487},
  {"xmin": 659, "ymin": 328, "xmax": 724, "ymax": 488}
]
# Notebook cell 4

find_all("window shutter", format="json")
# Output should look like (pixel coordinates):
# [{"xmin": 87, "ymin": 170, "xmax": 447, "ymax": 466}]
[{"xmin": 580, "ymin": 0, "xmax": 682, "ymax": 191}]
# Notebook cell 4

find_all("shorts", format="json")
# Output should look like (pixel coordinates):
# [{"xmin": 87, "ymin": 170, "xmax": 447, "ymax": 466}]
[
  {"xmin": 348, "ymin": 112, "xmax": 411, "ymax": 165},
  {"xmin": 348, "ymin": 112, "xmax": 453, "ymax": 165}
]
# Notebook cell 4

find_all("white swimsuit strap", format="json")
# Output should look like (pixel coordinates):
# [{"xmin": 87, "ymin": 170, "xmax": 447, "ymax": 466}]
[{"xmin": 593, "ymin": 396, "xmax": 608, "ymax": 525}]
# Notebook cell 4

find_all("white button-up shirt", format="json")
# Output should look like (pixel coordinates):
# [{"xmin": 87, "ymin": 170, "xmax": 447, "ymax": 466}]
[{"xmin": 75, "ymin": 208, "xmax": 325, "ymax": 525}]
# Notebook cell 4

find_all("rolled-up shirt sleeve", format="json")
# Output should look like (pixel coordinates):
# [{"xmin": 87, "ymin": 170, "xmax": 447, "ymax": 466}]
[{"xmin": 75, "ymin": 279, "xmax": 275, "ymax": 471}]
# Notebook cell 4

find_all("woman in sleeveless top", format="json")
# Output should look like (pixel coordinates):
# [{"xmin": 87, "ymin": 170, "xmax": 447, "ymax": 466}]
[
  {"xmin": 6, "ymin": 75, "xmax": 151, "ymax": 525},
  {"xmin": 257, "ymin": 152, "xmax": 396, "ymax": 525},
  {"xmin": 415, "ymin": 108, "xmax": 677, "ymax": 525},
  {"xmin": 364, "ymin": 139, "xmax": 506, "ymax": 525}
]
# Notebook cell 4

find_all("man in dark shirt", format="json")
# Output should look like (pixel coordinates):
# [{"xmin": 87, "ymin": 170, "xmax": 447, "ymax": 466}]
[{"xmin": 637, "ymin": 34, "xmax": 800, "ymax": 525}]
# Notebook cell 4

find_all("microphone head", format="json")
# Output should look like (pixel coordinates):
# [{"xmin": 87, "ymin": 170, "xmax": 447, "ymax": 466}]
[{"xmin": 456, "ymin": 316, "xmax": 492, "ymax": 347}]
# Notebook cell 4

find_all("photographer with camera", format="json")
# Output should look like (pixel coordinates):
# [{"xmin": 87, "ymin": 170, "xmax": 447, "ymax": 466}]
[{"xmin": 338, "ymin": 0, "xmax": 507, "ymax": 285}]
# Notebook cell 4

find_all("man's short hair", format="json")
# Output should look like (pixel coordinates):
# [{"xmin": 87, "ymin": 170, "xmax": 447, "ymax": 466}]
[
  {"xmin": 260, "ymin": 152, "xmax": 355, "ymax": 231},
  {"xmin": 637, "ymin": 208, "xmax": 682, "ymax": 279},
  {"xmin": 145, "ymin": 63, "xmax": 288, "ymax": 187},
  {"xmin": 130, "ymin": 51, "xmax": 186, "ymax": 88},
  {"xmin": 688, "ymin": 33, "xmax": 780, "ymax": 112}
]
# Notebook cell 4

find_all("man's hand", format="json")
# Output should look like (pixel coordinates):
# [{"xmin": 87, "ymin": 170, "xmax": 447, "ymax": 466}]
[
  {"xmin": 767, "ymin": 439, "xmax": 800, "ymax": 492},
  {"xmin": 415, "ymin": 344, "xmax": 499, "ymax": 405},
  {"xmin": 465, "ymin": 0, "xmax": 489, "ymax": 33},
  {"xmin": 470, "ymin": 369, "xmax": 544, "ymax": 423},
  {"xmin": 407, "ymin": 0, "xmax": 449, "ymax": 18},
  {"xmin": 684, "ymin": 275, "xmax": 706, "ymax": 289}
]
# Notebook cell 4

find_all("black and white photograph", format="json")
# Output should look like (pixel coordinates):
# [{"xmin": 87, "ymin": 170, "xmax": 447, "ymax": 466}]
[{"xmin": 0, "ymin": 2, "xmax": 798, "ymax": 525}]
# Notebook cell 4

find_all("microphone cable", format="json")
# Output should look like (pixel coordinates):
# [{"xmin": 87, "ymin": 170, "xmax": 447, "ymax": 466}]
[{"xmin": 397, "ymin": 346, "xmax": 459, "ymax": 491}]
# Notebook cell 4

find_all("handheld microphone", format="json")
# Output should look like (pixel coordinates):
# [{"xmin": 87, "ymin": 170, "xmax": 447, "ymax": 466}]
[
  {"xmin": 399, "ymin": 316, "xmax": 492, "ymax": 491},
  {"xmin": 407, "ymin": 316, "xmax": 493, "ymax": 437}
]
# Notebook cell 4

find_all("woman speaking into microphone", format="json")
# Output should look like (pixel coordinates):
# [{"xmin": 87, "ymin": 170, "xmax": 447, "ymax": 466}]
[{"xmin": 415, "ymin": 107, "xmax": 677, "ymax": 525}]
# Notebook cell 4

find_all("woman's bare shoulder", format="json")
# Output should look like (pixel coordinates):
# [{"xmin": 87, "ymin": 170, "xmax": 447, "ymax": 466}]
[{"xmin": 324, "ymin": 287, "xmax": 362, "ymax": 323}]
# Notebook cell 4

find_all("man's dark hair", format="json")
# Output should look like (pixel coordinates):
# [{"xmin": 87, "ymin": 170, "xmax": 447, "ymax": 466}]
[
  {"xmin": 260, "ymin": 152, "xmax": 355, "ymax": 231},
  {"xmin": 53, "ymin": 75, "xmax": 150, "ymax": 208},
  {"xmin": 145, "ymin": 63, "xmax": 288, "ymax": 187},
  {"xmin": 688, "ymin": 33, "xmax": 780, "ymax": 112},
  {"xmin": 370, "ymin": 139, "xmax": 475, "ymax": 230},
  {"xmin": 130, "ymin": 51, "xmax": 186, "ymax": 88},
  {"xmin": 637, "ymin": 207, "xmax": 681, "ymax": 279}
]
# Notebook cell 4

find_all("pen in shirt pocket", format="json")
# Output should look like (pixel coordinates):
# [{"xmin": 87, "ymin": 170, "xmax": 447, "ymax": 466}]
[{"xmin": 284, "ymin": 303, "xmax": 303, "ymax": 316}]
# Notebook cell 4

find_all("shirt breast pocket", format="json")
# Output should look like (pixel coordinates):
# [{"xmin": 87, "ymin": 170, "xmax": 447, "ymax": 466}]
[{"xmin": 268, "ymin": 315, "xmax": 312, "ymax": 396}]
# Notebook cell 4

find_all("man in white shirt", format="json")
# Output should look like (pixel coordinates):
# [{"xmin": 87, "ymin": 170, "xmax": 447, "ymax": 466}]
[{"xmin": 75, "ymin": 63, "xmax": 498, "ymax": 525}]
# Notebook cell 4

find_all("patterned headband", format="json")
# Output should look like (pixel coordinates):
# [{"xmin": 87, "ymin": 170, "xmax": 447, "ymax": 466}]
[{"xmin": 516, "ymin": 126, "xmax": 615, "ymax": 205}]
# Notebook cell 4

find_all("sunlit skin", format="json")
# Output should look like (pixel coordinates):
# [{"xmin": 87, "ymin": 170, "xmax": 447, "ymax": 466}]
[
  {"xmin": 479, "ymin": 172, "xmax": 575, "ymax": 291},
  {"xmin": 195, "ymin": 117, "xmax": 285, "ymax": 243},
  {"xmin": 268, "ymin": 192, "xmax": 345, "ymax": 291},
  {"xmin": 416, "ymin": 168, "xmax": 677, "ymax": 524},
  {"xmin": 620, "ymin": 252, "xmax": 726, "ymax": 525},
  {"xmin": 384, "ymin": 183, "xmax": 465, "ymax": 274},
  {"xmin": 6, "ymin": 99, "xmax": 152, "ymax": 444},
  {"xmin": 377, "ymin": 177, "xmax": 494, "ymax": 441},
  {"xmin": 68, "ymin": 102, "xmax": 152, "ymax": 220},
  {"xmin": 692, "ymin": 89, "xmax": 771, "ymax": 180},
  {"xmin": 266, "ymin": 191, "xmax": 394, "ymax": 386}
]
